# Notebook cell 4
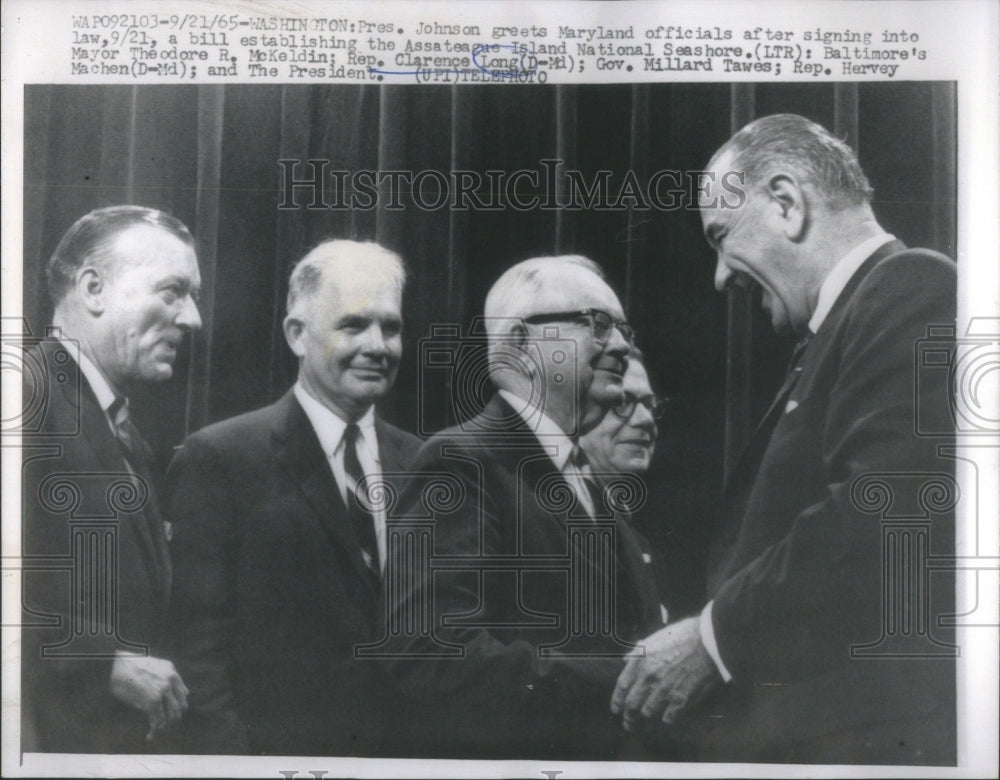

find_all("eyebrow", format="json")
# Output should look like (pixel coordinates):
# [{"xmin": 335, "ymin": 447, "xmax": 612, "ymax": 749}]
[
  {"xmin": 158, "ymin": 275, "xmax": 194, "ymax": 290},
  {"xmin": 335, "ymin": 314, "xmax": 371, "ymax": 328},
  {"xmin": 334, "ymin": 313, "xmax": 402, "ymax": 327}
]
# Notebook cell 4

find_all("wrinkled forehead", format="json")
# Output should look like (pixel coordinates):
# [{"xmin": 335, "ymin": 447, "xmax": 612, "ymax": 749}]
[{"xmin": 527, "ymin": 266, "xmax": 624, "ymax": 319}]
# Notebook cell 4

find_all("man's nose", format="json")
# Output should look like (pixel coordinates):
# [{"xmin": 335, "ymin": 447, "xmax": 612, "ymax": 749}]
[
  {"xmin": 604, "ymin": 321, "xmax": 631, "ymax": 357},
  {"xmin": 631, "ymin": 401, "xmax": 657, "ymax": 432},
  {"xmin": 177, "ymin": 295, "xmax": 202, "ymax": 332},
  {"xmin": 360, "ymin": 323, "xmax": 388, "ymax": 354}
]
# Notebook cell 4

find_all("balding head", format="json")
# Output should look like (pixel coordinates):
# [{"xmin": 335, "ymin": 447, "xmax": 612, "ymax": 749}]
[
  {"xmin": 482, "ymin": 254, "xmax": 631, "ymax": 435},
  {"xmin": 286, "ymin": 240, "xmax": 406, "ymax": 324},
  {"xmin": 708, "ymin": 113, "xmax": 873, "ymax": 210}
]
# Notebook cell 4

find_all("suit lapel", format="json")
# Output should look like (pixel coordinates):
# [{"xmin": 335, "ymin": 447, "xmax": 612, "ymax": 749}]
[
  {"xmin": 613, "ymin": 516, "xmax": 658, "ymax": 628},
  {"xmin": 52, "ymin": 345, "xmax": 166, "ymax": 590},
  {"xmin": 54, "ymin": 348, "xmax": 122, "ymax": 475},
  {"xmin": 723, "ymin": 239, "xmax": 909, "ymax": 494},
  {"xmin": 485, "ymin": 393, "xmax": 574, "ymax": 516},
  {"xmin": 374, "ymin": 417, "xmax": 406, "ymax": 475},
  {"xmin": 723, "ymin": 361, "xmax": 806, "ymax": 493},
  {"xmin": 712, "ymin": 240, "xmax": 910, "ymax": 588},
  {"xmin": 271, "ymin": 391, "xmax": 378, "ymax": 597},
  {"xmin": 484, "ymin": 395, "xmax": 625, "ymax": 589}
]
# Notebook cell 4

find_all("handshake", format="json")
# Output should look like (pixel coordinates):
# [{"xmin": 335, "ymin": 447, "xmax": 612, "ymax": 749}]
[{"xmin": 609, "ymin": 616, "xmax": 721, "ymax": 732}]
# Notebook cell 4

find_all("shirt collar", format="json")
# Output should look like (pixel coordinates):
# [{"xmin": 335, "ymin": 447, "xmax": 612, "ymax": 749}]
[
  {"xmin": 61, "ymin": 339, "xmax": 119, "ymax": 415},
  {"xmin": 497, "ymin": 389, "xmax": 574, "ymax": 471},
  {"xmin": 808, "ymin": 233, "xmax": 895, "ymax": 334},
  {"xmin": 293, "ymin": 382, "xmax": 377, "ymax": 459}
]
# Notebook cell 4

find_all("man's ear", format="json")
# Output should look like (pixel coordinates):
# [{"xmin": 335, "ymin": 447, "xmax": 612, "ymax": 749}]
[
  {"xmin": 77, "ymin": 267, "xmax": 106, "ymax": 315},
  {"xmin": 283, "ymin": 316, "xmax": 306, "ymax": 357},
  {"xmin": 508, "ymin": 321, "xmax": 529, "ymax": 349},
  {"xmin": 766, "ymin": 173, "xmax": 807, "ymax": 242},
  {"xmin": 490, "ymin": 322, "xmax": 535, "ymax": 382}
]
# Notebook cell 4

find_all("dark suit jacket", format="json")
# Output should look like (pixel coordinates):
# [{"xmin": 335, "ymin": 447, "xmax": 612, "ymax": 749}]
[
  {"xmin": 385, "ymin": 393, "xmax": 665, "ymax": 760},
  {"xmin": 21, "ymin": 341, "xmax": 172, "ymax": 753},
  {"xmin": 163, "ymin": 389, "xmax": 420, "ymax": 756},
  {"xmin": 689, "ymin": 242, "xmax": 957, "ymax": 764}
]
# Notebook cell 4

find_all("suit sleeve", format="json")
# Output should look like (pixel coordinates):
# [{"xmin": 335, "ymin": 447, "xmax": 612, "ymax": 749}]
[
  {"xmin": 21, "ymin": 447, "xmax": 119, "ymax": 739},
  {"xmin": 710, "ymin": 253, "xmax": 956, "ymax": 683},
  {"xmin": 164, "ymin": 434, "xmax": 248, "ymax": 753}
]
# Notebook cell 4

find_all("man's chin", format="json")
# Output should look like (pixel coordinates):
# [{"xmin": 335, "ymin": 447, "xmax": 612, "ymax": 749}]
[
  {"xmin": 771, "ymin": 317, "xmax": 795, "ymax": 336},
  {"xmin": 346, "ymin": 379, "xmax": 389, "ymax": 405},
  {"xmin": 617, "ymin": 447, "xmax": 652, "ymax": 471},
  {"xmin": 590, "ymin": 375, "xmax": 624, "ymax": 405},
  {"xmin": 142, "ymin": 362, "xmax": 174, "ymax": 383}
]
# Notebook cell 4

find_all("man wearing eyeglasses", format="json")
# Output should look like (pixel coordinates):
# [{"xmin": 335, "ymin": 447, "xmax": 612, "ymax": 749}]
[
  {"xmin": 386, "ymin": 255, "xmax": 665, "ymax": 759},
  {"xmin": 580, "ymin": 350, "xmax": 665, "ymax": 476}
]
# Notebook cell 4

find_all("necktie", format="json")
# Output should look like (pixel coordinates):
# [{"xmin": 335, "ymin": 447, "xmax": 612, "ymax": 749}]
[
  {"xmin": 107, "ymin": 396, "xmax": 171, "ymax": 577},
  {"xmin": 570, "ymin": 444, "xmax": 604, "ymax": 520},
  {"xmin": 786, "ymin": 334, "xmax": 812, "ymax": 377},
  {"xmin": 108, "ymin": 396, "xmax": 153, "ymax": 474},
  {"xmin": 755, "ymin": 333, "xmax": 813, "ymax": 435},
  {"xmin": 343, "ymin": 424, "xmax": 379, "ymax": 571}
]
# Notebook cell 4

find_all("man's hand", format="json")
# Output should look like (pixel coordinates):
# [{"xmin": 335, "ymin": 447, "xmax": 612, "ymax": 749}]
[
  {"xmin": 610, "ymin": 616, "xmax": 720, "ymax": 731},
  {"xmin": 110, "ymin": 651, "xmax": 189, "ymax": 740}
]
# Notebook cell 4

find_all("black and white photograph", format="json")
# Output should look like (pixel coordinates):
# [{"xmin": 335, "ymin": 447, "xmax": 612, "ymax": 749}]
[{"xmin": 3, "ymin": 1, "xmax": 998, "ymax": 777}]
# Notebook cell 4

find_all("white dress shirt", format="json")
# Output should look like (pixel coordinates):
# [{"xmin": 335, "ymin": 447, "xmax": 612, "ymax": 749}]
[
  {"xmin": 808, "ymin": 233, "xmax": 895, "ymax": 334},
  {"xmin": 700, "ymin": 232, "xmax": 895, "ymax": 683},
  {"xmin": 294, "ymin": 383, "xmax": 386, "ymax": 570},
  {"xmin": 60, "ymin": 339, "xmax": 119, "ymax": 431},
  {"xmin": 497, "ymin": 389, "xmax": 595, "ymax": 516}
]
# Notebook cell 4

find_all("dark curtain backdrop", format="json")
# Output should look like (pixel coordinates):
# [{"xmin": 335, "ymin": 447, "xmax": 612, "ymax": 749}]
[{"xmin": 23, "ymin": 82, "xmax": 956, "ymax": 614}]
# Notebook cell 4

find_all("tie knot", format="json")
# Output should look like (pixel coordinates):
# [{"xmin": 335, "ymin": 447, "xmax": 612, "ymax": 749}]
[
  {"xmin": 344, "ymin": 423, "xmax": 361, "ymax": 447},
  {"xmin": 570, "ymin": 443, "xmax": 591, "ymax": 472}
]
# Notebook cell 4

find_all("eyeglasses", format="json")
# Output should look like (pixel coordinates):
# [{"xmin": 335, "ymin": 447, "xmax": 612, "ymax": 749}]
[
  {"xmin": 523, "ymin": 308, "xmax": 635, "ymax": 345},
  {"xmin": 611, "ymin": 392, "xmax": 669, "ymax": 421}
]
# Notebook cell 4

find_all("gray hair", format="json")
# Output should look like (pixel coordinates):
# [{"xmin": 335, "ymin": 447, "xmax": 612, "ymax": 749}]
[
  {"xmin": 710, "ymin": 113, "xmax": 873, "ymax": 208},
  {"xmin": 482, "ymin": 254, "xmax": 609, "ymax": 384},
  {"xmin": 46, "ymin": 205, "xmax": 195, "ymax": 304},
  {"xmin": 286, "ymin": 239, "xmax": 407, "ymax": 320},
  {"xmin": 482, "ymin": 254, "xmax": 605, "ymax": 335}
]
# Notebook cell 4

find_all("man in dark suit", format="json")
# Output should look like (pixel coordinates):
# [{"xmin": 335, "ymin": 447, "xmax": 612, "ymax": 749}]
[
  {"xmin": 385, "ymin": 255, "xmax": 667, "ymax": 759},
  {"xmin": 21, "ymin": 206, "xmax": 201, "ymax": 752},
  {"xmin": 165, "ymin": 240, "xmax": 420, "ymax": 755},
  {"xmin": 612, "ymin": 114, "xmax": 957, "ymax": 764},
  {"xmin": 581, "ymin": 351, "xmax": 699, "ymax": 620}
]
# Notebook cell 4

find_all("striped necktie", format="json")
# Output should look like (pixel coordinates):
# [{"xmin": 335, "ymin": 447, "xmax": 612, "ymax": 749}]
[
  {"xmin": 343, "ymin": 423, "xmax": 379, "ymax": 572},
  {"xmin": 570, "ymin": 444, "xmax": 604, "ymax": 520},
  {"xmin": 108, "ymin": 396, "xmax": 152, "ymax": 474}
]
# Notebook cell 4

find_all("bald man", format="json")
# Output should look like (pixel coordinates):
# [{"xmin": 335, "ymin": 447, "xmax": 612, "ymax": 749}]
[{"xmin": 386, "ymin": 255, "xmax": 665, "ymax": 759}]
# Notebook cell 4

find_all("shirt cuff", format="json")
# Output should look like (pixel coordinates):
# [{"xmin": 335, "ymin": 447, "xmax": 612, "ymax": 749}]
[{"xmin": 699, "ymin": 601, "xmax": 733, "ymax": 683}]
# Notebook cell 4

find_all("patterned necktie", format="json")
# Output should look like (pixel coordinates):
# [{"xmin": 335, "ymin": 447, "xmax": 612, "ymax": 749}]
[
  {"xmin": 108, "ymin": 396, "xmax": 152, "ymax": 474},
  {"xmin": 107, "ymin": 396, "xmax": 171, "ymax": 574},
  {"xmin": 343, "ymin": 424, "xmax": 379, "ymax": 571}
]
